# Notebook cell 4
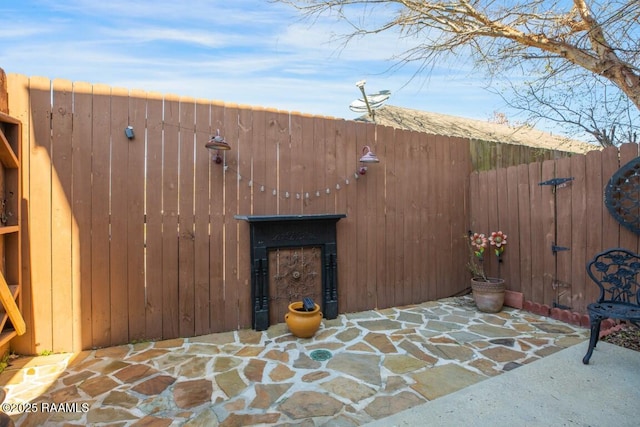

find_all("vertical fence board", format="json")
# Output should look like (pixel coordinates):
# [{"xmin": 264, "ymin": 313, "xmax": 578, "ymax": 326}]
[
  {"xmin": 421, "ymin": 134, "xmax": 436, "ymax": 301},
  {"xmin": 540, "ymin": 160, "xmax": 556, "ymax": 307},
  {"xmin": 554, "ymin": 157, "xmax": 572, "ymax": 309},
  {"xmin": 583, "ymin": 150, "xmax": 603, "ymax": 312},
  {"xmin": 420, "ymin": 133, "xmax": 439, "ymax": 303},
  {"xmin": 389, "ymin": 129, "xmax": 405, "ymax": 307},
  {"xmin": 277, "ymin": 110, "xmax": 294, "ymax": 215},
  {"xmin": 209, "ymin": 102, "xmax": 225, "ymax": 332},
  {"xmin": 435, "ymin": 135, "xmax": 449, "ymax": 299},
  {"xmin": 7, "ymin": 75, "xmax": 32, "ymax": 353},
  {"xmin": 365, "ymin": 123, "xmax": 380, "ymax": 308},
  {"xmin": 289, "ymin": 113, "xmax": 305, "ymax": 214},
  {"xmin": 312, "ymin": 117, "xmax": 327, "ymax": 214},
  {"xmin": 468, "ymin": 172, "xmax": 480, "ymax": 233},
  {"xmin": 468, "ymin": 171, "xmax": 480, "ymax": 284},
  {"xmin": 377, "ymin": 124, "xmax": 394, "ymax": 308},
  {"xmin": 223, "ymin": 105, "xmax": 239, "ymax": 331},
  {"xmin": 51, "ymin": 79, "xmax": 74, "ymax": 352},
  {"xmin": 251, "ymin": 108, "xmax": 266, "ymax": 215},
  {"xmin": 473, "ymin": 167, "xmax": 492, "ymax": 282},
  {"xmin": 334, "ymin": 120, "xmax": 347, "ymax": 217},
  {"xmin": 436, "ymin": 135, "xmax": 455, "ymax": 298},
  {"xmin": 495, "ymin": 167, "xmax": 510, "ymax": 284},
  {"xmin": 354, "ymin": 122, "xmax": 370, "ymax": 311},
  {"xmin": 475, "ymin": 170, "xmax": 490, "ymax": 250},
  {"xmin": 109, "ymin": 87, "xmax": 130, "ymax": 345},
  {"xmin": 127, "ymin": 89, "xmax": 147, "ymax": 342},
  {"xmin": 376, "ymin": 127, "xmax": 390, "ymax": 300},
  {"xmin": 265, "ymin": 109, "xmax": 281, "ymax": 214},
  {"xmin": 426, "ymin": 134, "xmax": 438, "ymax": 299},
  {"xmin": 454, "ymin": 137, "xmax": 472, "ymax": 293},
  {"xmin": 447, "ymin": 136, "xmax": 464, "ymax": 296},
  {"xmin": 300, "ymin": 114, "xmax": 315, "ymax": 214},
  {"xmin": 618, "ymin": 143, "xmax": 640, "ymax": 252},
  {"xmin": 569, "ymin": 154, "xmax": 587, "ymax": 311},
  {"xmin": 276, "ymin": 110, "xmax": 291, "ymax": 213},
  {"xmin": 475, "ymin": 170, "xmax": 490, "ymax": 234},
  {"xmin": 341, "ymin": 119, "xmax": 358, "ymax": 312},
  {"xmin": 28, "ymin": 77, "xmax": 54, "ymax": 352},
  {"xmin": 237, "ymin": 107, "xmax": 253, "ymax": 328},
  {"xmin": 417, "ymin": 132, "xmax": 430, "ymax": 302},
  {"xmin": 71, "ymin": 82, "xmax": 93, "ymax": 351},
  {"xmin": 324, "ymin": 117, "xmax": 337, "ymax": 214},
  {"xmin": 194, "ymin": 99, "xmax": 212, "ymax": 336},
  {"xmin": 505, "ymin": 166, "xmax": 521, "ymax": 292},
  {"xmin": 528, "ymin": 163, "xmax": 545, "ymax": 305},
  {"xmin": 397, "ymin": 130, "xmax": 413, "ymax": 306},
  {"xmin": 334, "ymin": 119, "xmax": 350, "ymax": 310},
  {"xmin": 178, "ymin": 97, "xmax": 196, "ymax": 337},
  {"xmin": 516, "ymin": 164, "xmax": 532, "ymax": 301},
  {"xmin": 144, "ymin": 92, "xmax": 165, "ymax": 340},
  {"xmin": 600, "ymin": 147, "xmax": 620, "ymax": 250},
  {"xmin": 484, "ymin": 169, "xmax": 499, "ymax": 279},
  {"xmin": 162, "ymin": 94, "xmax": 180, "ymax": 339},
  {"xmin": 90, "ymin": 84, "xmax": 112, "ymax": 348}
]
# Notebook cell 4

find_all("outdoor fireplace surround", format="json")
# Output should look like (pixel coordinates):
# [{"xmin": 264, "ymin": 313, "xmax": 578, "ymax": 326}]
[{"xmin": 235, "ymin": 214, "xmax": 346, "ymax": 331}]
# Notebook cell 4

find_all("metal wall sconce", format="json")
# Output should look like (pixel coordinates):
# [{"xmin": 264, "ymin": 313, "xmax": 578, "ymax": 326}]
[
  {"xmin": 205, "ymin": 129, "xmax": 230, "ymax": 164},
  {"xmin": 359, "ymin": 145, "xmax": 379, "ymax": 175},
  {"xmin": 124, "ymin": 126, "xmax": 135, "ymax": 140}
]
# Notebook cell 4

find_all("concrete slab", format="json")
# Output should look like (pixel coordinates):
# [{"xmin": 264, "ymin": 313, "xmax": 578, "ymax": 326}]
[{"xmin": 365, "ymin": 341, "xmax": 639, "ymax": 426}]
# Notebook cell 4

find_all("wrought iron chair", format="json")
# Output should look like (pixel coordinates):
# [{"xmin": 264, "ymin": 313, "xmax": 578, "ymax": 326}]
[{"xmin": 583, "ymin": 248, "xmax": 640, "ymax": 364}]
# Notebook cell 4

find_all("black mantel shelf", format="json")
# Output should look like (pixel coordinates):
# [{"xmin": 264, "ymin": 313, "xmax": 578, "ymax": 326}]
[
  {"xmin": 235, "ymin": 214, "xmax": 346, "ymax": 222},
  {"xmin": 235, "ymin": 213, "xmax": 346, "ymax": 331}
]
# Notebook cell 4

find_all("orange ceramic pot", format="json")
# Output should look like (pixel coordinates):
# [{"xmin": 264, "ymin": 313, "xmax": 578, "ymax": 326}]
[{"xmin": 285, "ymin": 302, "xmax": 323, "ymax": 338}]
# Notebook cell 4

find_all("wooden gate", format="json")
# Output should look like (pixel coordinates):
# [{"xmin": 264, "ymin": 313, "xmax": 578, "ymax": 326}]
[{"xmin": 470, "ymin": 143, "xmax": 640, "ymax": 314}]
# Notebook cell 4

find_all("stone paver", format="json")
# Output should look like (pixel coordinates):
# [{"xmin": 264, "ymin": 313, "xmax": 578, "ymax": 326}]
[
  {"xmin": 2, "ymin": 296, "xmax": 589, "ymax": 426},
  {"xmin": 410, "ymin": 364, "xmax": 487, "ymax": 400}
]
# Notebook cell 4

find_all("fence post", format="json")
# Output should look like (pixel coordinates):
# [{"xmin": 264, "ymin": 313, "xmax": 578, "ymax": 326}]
[{"xmin": 0, "ymin": 67, "xmax": 7, "ymax": 114}]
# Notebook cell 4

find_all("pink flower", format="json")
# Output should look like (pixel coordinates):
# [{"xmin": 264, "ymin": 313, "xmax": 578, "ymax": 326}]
[
  {"xmin": 467, "ymin": 230, "xmax": 508, "ymax": 280},
  {"xmin": 489, "ymin": 231, "xmax": 507, "ymax": 248},
  {"xmin": 470, "ymin": 233, "xmax": 487, "ymax": 250}
]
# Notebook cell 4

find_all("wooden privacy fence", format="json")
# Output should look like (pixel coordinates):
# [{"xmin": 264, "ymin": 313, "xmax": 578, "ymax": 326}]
[
  {"xmin": 7, "ymin": 75, "xmax": 478, "ymax": 354},
  {"xmin": 470, "ymin": 142, "xmax": 640, "ymax": 314},
  {"xmin": 468, "ymin": 139, "xmax": 572, "ymax": 171}
]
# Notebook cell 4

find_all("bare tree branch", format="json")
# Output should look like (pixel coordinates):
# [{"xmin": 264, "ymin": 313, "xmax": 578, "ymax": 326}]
[{"xmin": 274, "ymin": 0, "xmax": 640, "ymax": 145}]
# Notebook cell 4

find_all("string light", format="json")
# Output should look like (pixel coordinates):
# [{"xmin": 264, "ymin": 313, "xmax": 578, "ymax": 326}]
[
  {"xmin": 218, "ymin": 162, "xmax": 367, "ymax": 205},
  {"xmin": 157, "ymin": 121, "xmax": 373, "ymax": 205}
]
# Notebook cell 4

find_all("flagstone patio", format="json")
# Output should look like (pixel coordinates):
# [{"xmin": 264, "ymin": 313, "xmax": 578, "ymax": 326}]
[{"xmin": 0, "ymin": 296, "xmax": 588, "ymax": 426}]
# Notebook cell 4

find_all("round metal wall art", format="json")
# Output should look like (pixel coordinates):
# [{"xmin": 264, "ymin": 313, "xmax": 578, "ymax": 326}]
[{"xmin": 605, "ymin": 156, "xmax": 640, "ymax": 235}]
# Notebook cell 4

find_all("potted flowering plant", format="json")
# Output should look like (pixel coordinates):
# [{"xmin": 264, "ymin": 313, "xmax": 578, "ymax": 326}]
[{"xmin": 467, "ymin": 231, "xmax": 507, "ymax": 313}]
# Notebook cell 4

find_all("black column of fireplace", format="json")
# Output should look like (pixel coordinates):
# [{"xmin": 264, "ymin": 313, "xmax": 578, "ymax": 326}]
[{"xmin": 235, "ymin": 214, "xmax": 346, "ymax": 331}]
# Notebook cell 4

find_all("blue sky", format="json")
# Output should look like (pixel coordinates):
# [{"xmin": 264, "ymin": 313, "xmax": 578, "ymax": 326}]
[{"xmin": 1, "ymin": 0, "xmax": 511, "ymax": 122}]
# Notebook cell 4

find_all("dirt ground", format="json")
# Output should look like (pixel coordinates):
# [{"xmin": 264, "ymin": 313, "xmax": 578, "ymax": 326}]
[{"xmin": 601, "ymin": 323, "xmax": 640, "ymax": 352}]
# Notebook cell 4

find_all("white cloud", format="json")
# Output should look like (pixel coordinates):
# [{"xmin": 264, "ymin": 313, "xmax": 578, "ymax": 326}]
[{"xmin": 0, "ymin": 0, "xmax": 513, "ymax": 123}]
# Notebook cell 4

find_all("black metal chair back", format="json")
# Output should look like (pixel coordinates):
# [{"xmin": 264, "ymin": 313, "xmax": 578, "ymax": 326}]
[{"xmin": 587, "ymin": 248, "xmax": 640, "ymax": 305}]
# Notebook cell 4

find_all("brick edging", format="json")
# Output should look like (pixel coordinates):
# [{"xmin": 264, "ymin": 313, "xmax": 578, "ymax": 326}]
[{"xmin": 522, "ymin": 300, "xmax": 617, "ymax": 338}]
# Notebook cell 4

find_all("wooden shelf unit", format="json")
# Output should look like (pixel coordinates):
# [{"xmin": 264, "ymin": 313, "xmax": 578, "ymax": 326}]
[{"xmin": 0, "ymin": 111, "xmax": 23, "ymax": 348}]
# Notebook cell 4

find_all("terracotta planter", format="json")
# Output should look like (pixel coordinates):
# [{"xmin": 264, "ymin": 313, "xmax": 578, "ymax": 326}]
[
  {"xmin": 285, "ymin": 302, "xmax": 323, "ymax": 338},
  {"xmin": 471, "ymin": 278, "xmax": 505, "ymax": 313}
]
